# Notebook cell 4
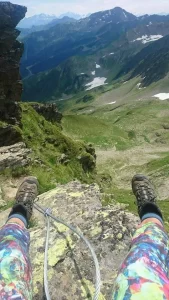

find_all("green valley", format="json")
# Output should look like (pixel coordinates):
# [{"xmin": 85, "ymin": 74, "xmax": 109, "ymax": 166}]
[{"xmin": 61, "ymin": 96, "xmax": 169, "ymax": 227}]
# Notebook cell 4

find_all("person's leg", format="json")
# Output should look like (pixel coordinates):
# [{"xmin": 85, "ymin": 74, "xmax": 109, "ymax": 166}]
[
  {"xmin": 112, "ymin": 175, "xmax": 169, "ymax": 300},
  {"xmin": 0, "ymin": 177, "xmax": 38, "ymax": 300}
]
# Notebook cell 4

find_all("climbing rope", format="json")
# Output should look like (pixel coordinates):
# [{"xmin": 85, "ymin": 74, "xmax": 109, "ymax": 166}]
[{"xmin": 34, "ymin": 202, "xmax": 101, "ymax": 300}]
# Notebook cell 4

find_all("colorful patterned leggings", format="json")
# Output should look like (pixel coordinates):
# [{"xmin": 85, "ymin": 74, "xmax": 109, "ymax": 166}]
[
  {"xmin": 0, "ymin": 222, "xmax": 169, "ymax": 299},
  {"xmin": 113, "ymin": 222, "xmax": 169, "ymax": 300},
  {"xmin": 0, "ymin": 223, "xmax": 32, "ymax": 300}
]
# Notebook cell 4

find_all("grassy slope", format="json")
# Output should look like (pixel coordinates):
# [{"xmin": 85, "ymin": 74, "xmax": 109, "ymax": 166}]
[
  {"xmin": 1, "ymin": 103, "xmax": 96, "ymax": 194},
  {"xmin": 63, "ymin": 99, "xmax": 169, "ymax": 149},
  {"xmin": 62, "ymin": 98, "xmax": 169, "ymax": 227}
]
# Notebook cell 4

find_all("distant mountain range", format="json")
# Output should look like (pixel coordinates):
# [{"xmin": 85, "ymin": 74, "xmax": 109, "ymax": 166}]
[
  {"xmin": 18, "ymin": 16, "xmax": 76, "ymax": 38},
  {"xmin": 58, "ymin": 12, "xmax": 85, "ymax": 20},
  {"xmin": 18, "ymin": 14, "xmax": 57, "ymax": 28},
  {"xmin": 18, "ymin": 12, "xmax": 85, "ymax": 29},
  {"xmin": 20, "ymin": 7, "xmax": 169, "ymax": 102}
]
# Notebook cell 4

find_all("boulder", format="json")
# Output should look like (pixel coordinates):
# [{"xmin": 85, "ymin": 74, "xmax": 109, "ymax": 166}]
[
  {"xmin": 0, "ymin": 181, "xmax": 139, "ymax": 299},
  {"xmin": 29, "ymin": 181, "xmax": 139, "ymax": 299},
  {"xmin": 163, "ymin": 124, "xmax": 169, "ymax": 130},
  {"xmin": 0, "ymin": 142, "xmax": 31, "ymax": 171},
  {"xmin": 78, "ymin": 152, "xmax": 96, "ymax": 172}
]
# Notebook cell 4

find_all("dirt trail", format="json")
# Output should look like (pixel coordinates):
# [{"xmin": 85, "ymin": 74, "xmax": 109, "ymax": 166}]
[{"xmin": 96, "ymin": 144, "xmax": 169, "ymax": 199}]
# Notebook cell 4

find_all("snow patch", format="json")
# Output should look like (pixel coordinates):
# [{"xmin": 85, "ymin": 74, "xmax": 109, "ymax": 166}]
[
  {"xmin": 109, "ymin": 52, "xmax": 114, "ymax": 55},
  {"xmin": 85, "ymin": 77, "xmax": 107, "ymax": 91},
  {"xmin": 80, "ymin": 73, "xmax": 85, "ymax": 75},
  {"xmin": 153, "ymin": 93, "xmax": 169, "ymax": 101},
  {"xmin": 147, "ymin": 21, "xmax": 152, "ymax": 26},
  {"xmin": 123, "ymin": 11, "xmax": 127, "ymax": 19},
  {"xmin": 108, "ymin": 101, "xmax": 116, "ymax": 105},
  {"xmin": 91, "ymin": 71, "xmax": 96, "ymax": 75},
  {"xmin": 96, "ymin": 64, "xmax": 101, "ymax": 69},
  {"xmin": 123, "ymin": 81, "xmax": 128, "ymax": 84},
  {"xmin": 132, "ymin": 35, "xmax": 163, "ymax": 44},
  {"xmin": 137, "ymin": 82, "xmax": 146, "ymax": 90}
]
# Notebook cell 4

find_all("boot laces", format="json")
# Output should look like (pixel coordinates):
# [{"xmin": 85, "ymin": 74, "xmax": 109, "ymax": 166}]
[{"xmin": 136, "ymin": 184, "xmax": 155, "ymax": 202}]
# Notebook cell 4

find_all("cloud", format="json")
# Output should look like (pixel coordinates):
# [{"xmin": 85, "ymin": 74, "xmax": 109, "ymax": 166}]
[{"xmin": 1, "ymin": 0, "xmax": 169, "ymax": 17}]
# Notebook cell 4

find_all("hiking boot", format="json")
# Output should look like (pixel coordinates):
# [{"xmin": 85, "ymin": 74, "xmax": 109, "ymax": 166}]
[
  {"xmin": 132, "ymin": 174, "xmax": 157, "ymax": 216},
  {"xmin": 15, "ymin": 176, "xmax": 39, "ymax": 221}
]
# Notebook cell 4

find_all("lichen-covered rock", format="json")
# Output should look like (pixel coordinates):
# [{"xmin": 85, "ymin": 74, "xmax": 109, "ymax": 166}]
[
  {"xmin": 0, "ymin": 142, "xmax": 31, "ymax": 170},
  {"xmin": 0, "ymin": 2, "xmax": 27, "ymax": 125},
  {"xmin": 25, "ymin": 181, "xmax": 138, "ymax": 299},
  {"xmin": 31, "ymin": 103, "xmax": 62, "ymax": 124}
]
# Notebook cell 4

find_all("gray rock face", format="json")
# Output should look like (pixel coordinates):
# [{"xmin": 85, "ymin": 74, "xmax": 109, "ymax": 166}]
[
  {"xmin": 0, "ymin": 2, "xmax": 27, "ymax": 125},
  {"xmin": 0, "ymin": 2, "xmax": 26, "ymax": 28},
  {"xmin": 0, "ymin": 124, "xmax": 22, "ymax": 147},
  {"xmin": 0, "ymin": 142, "xmax": 31, "ymax": 170},
  {"xmin": 31, "ymin": 103, "xmax": 63, "ymax": 124},
  {"xmin": 27, "ymin": 181, "xmax": 139, "ymax": 299}
]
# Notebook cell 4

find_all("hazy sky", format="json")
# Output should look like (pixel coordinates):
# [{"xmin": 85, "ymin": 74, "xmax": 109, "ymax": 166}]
[{"xmin": 2, "ymin": 0, "xmax": 169, "ymax": 17}]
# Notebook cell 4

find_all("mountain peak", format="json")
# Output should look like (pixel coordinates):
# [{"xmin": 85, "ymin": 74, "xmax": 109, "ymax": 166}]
[
  {"xmin": 113, "ymin": 7, "xmax": 126, "ymax": 11},
  {"xmin": 58, "ymin": 12, "xmax": 83, "ymax": 20},
  {"xmin": 89, "ymin": 6, "xmax": 136, "ymax": 24}
]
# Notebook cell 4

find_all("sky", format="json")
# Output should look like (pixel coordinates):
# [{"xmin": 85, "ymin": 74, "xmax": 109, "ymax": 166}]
[{"xmin": 1, "ymin": 0, "xmax": 169, "ymax": 17}]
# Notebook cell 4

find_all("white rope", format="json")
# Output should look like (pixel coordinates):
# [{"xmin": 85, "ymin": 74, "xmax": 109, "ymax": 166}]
[
  {"xmin": 34, "ymin": 202, "xmax": 101, "ymax": 300},
  {"xmin": 44, "ymin": 211, "xmax": 51, "ymax": 300}
]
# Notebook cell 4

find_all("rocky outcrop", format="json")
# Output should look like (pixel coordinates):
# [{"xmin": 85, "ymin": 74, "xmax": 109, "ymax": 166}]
[
  {"xmin": 32, "ymin": 182, "xmax": 139, "ymax": 299},
  {"xmin": 0, "ymin": 2, "xmax": 27, "ymax": 125},
  {"xmin": 31, "ymin": 103, "xmax": 62, "ymax": 124},
  {"xmin": 0, "ymin": 124, "xmax": 22, "ymax": 146},
  {"xmin": 0, "ymin": 142, "xmax": 31, "ymax": 171},
  {"xmin": 0, "ymin": 181, "xmax": 139, "ymax": 299}
]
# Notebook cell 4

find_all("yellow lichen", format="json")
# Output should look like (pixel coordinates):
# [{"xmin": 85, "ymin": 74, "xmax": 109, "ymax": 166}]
[
  {"xmin": 80, "ymin": 278, "xmax": 106, "ymax": 300},
  {"xmin": 33, "ymin": 252, "xmax": 44, "ymax": 266},
  {"xmin": 33, "ymin": 267, "xmax": 44, "ymax": 294},
  {"xmin": 97, "ymin": 211, "xmax": 110, "ymax": 218},
  {"xmin": 68, "ymin": 192, "xmax": 84, "ymax": 197},
  {"xmin": 90, "ymin": 226, "xmax": 102, "ymax": 237},
  {"xmin": 117, "ymin": 233, "xmax": 123, "ymax": 240},
  {"xmin": 48, "ymin": 236, "xmax": 75, "ymax": 267},
  {"xmin": 55, "ymin": 223, "xmax": 69, "ymax": 233}
]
